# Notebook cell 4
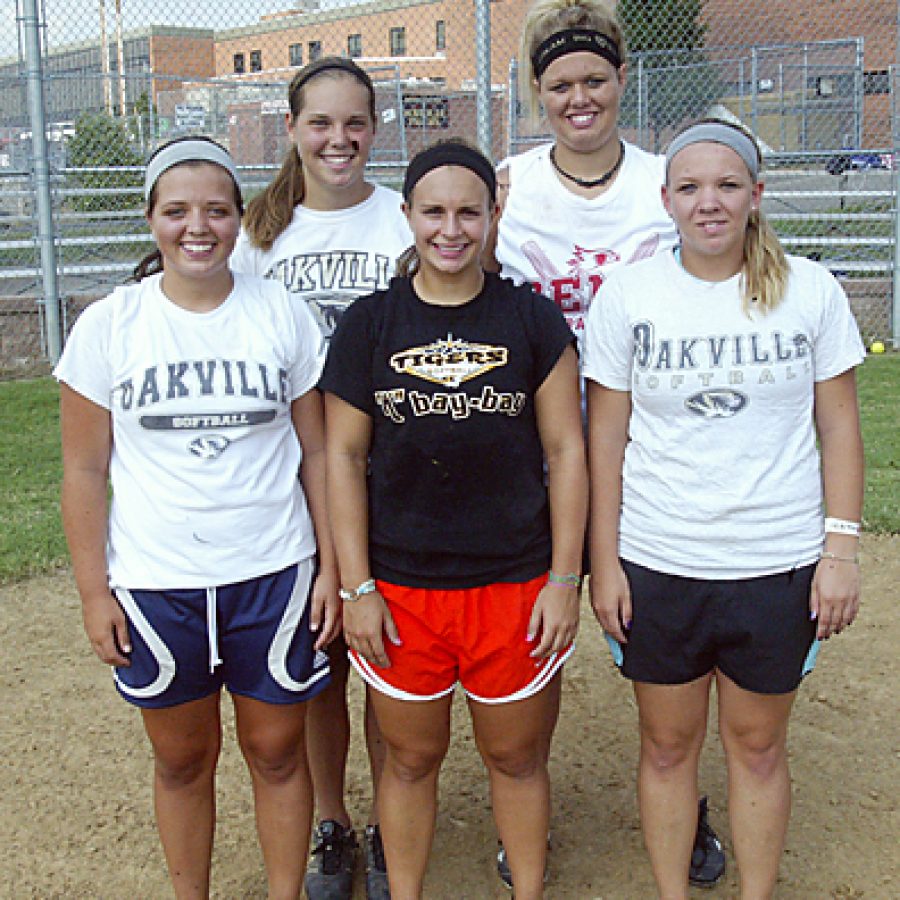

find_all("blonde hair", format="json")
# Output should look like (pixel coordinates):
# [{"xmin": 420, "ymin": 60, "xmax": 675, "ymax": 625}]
[
  {"xmin": 242, "ymin": 57, "xmax": 376, "ymax": 251},
  {"xmin": 669, "ymin": 118, "xmax": 789, "ymax": 316},
  {"xmin": 742, "ymin": 209, "xmax": 790, "ymax": 316},
  {"xmin": 519, "ymin": 0, "xmax": 625, "ymax": 123}
]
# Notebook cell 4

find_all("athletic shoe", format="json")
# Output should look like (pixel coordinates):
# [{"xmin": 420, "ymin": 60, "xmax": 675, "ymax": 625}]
[
  {"xmin": 304, "ymin": 819, "xmax": 357, "ymax": 900},
  {"xmin": 496, "ymin": 842, "xmax": 513, "ymax": 891},
  {"xmin": 364, "ymin": 824, "xmax": 391, "ymax": 900},
  {"xmin": 495, "ymin": 837, "xmax": 550, "ymax": 890},
  {"xmin": 689, "ymin": 796, "xmax": 726, "ymax": 888}
]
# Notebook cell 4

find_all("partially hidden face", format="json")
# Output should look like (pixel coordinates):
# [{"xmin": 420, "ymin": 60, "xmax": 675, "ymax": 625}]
[
  {"xmin": 147, "ymin": 162, "xmax": 240, "ymax": 286},
  {"xmin": 404, "ymin": 165, "xmax": 497, "ymax": 278},
  {"xmin": 662, "ymin": 141, "xmax": 763, "ymax": 269},
  {"xmin": 537, "ymin": 51, "xmax": 626, "ymax": 155},
  {"xmin": 287, "ymin": 74, "xmax": 376, "ymax": 202}
]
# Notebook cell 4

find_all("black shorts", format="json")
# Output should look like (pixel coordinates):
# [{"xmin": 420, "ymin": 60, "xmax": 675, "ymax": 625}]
[{"xmin": 607, "ymin": 560, "xmax": 819, "ymax": 695}]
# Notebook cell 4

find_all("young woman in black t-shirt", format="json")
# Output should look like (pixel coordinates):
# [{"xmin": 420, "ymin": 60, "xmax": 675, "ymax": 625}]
[{"xmin": 321, "ymin": 140, "xmax": 587, "ymax": 899}]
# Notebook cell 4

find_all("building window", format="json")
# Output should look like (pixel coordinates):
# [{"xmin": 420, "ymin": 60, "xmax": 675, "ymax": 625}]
[
  {"xmin": 435, "ymin": 20, "xmax": 446, "ymax": 51},
  {"xmin": 389, "ymin": 26, "xmax": 406, "ymax": 57},
  {"xmin": 249, "ymin": 49, "xmax": 262, "ymax": 73},
  {"xmin": 403, "ymin": 95, "xmax": 449, "ymax": 130},
  {"xmin": 233, "ymin": 53, "xmax": 245, "ymax": 75},
  {"xmin": 863, "ymin": 69, "xmax": 889, "ymax": 95},
  {"xmin": 308, "ymin": 40, "xmax": 322, "ymax": 62},
  {"xmin": 289, "ymin": 43, "xmax": 303, "ymax": 67},
  {"xmin": 348, "ymin": 34, "xmax": 362, "ymax": 58}
]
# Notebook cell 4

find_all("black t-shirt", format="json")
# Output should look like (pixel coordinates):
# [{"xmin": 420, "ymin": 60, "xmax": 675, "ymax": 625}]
[{"xmin": 319, "ymin": 273, "xmax": 574, "ymax": 589}]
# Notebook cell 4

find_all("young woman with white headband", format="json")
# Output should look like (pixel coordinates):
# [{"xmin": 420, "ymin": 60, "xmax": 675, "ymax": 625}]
[
  {"xmin": 488, "ymin": 1, "xmax": 724, "ymax": 888},
  {"xmin": 56, "ymin": 137, "xmax": 337, "ymax": 899},
  {"xmin": 584, "ymin": 118, "xmax": 864, "ymax": 899}
]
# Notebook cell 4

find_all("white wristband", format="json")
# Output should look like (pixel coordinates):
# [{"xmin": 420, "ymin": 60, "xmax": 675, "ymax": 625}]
[{"xmin": 824, "ymin": 517, "xmax": 861, "ymax": 537}]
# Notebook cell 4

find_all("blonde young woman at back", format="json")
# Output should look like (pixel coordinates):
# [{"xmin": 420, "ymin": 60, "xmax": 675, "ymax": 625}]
[
  {"xmin": 231, "ymin": 56, "xmax": 411, "ymax": 900},
  {"xmin": 488, "ymin": 1, "xmax": 723, "ymax": 888},
  {"xmin": 584, "ymin": 118, "xmax": 864, "ymax": 899}
]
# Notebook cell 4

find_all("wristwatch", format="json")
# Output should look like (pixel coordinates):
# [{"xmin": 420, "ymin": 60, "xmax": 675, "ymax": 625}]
[{"xmin": 339, "ymin": 578, "xmax": 378, "ymax": 602}]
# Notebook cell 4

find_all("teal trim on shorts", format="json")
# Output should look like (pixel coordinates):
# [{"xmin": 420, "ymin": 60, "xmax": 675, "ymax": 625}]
[
  {"xmin": 605, "ymin": 632, "xmax": 624, "ymax": 667},
  {"xmin": 608, "ymin": 632, "xmax": 820, "ymax": 679},
  {"xmin": 801, "ymin": 638, "xmax": 821, "ymax": 677}
]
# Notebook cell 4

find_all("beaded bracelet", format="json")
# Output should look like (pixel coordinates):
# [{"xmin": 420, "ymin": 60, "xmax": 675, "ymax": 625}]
[
  {"xmin": 547, "ymin": 570, "xmax": 581, "ymax": 588},
  {"xmin": 338, "ymin": 578, "xmax": 377, "ymax": 602},
  {"xmin": 820, "ymin": 552, "xmax": 859, "ymax": 565}
]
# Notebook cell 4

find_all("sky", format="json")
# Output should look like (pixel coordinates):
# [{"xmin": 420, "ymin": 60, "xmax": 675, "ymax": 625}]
[{"xmin": 0, "ymin": 0, "xmax": 360, "ymax": 59}]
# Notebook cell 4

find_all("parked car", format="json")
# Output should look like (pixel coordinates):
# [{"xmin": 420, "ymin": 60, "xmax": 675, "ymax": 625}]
[{"xmin": 827, "ymin": 151, "xmax": 894, "ymax": 175}]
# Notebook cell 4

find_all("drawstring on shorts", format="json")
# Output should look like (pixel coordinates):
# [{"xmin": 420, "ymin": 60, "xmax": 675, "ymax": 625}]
[{"xmin": 206, "ymin": 587, "xmax": 222, "ymax": 673}]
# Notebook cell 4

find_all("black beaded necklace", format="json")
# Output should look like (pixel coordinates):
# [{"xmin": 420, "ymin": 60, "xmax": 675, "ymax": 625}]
[{"xmin": 550, "ymin": 140, "xmax": 625, "ymax": 189}]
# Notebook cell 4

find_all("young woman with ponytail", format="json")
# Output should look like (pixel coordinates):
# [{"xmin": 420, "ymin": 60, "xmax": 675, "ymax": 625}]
[
  {"xmin": 488, "ymin": 1, "xmax": 723, "ymax": 888},
  {"xmin": 584, "ymin": 118, "xmax": 865, "ymax": 899},
  {"xmin": 231, "ymin": 57, "xmax": 411, "ymax": 900},
  {"xmin": 57, "ymin": 138, "xmax": 337, "ymax": 899}
]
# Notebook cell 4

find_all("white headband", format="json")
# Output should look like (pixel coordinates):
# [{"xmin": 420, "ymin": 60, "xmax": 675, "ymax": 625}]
[
  {"xmin": 144, "ymin": 139, "xmax": 240, "ymax": 201},
  {"xmin": 665, "ymin": 122, "xmax": 760, "ymax": 180}
]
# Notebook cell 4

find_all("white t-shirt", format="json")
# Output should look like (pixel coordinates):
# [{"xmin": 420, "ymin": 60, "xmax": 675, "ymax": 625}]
[
  {"xmin": 54, "ymin": 272, "xmax": 325, "ymax": 589},
  {"xmin": 496, "ymin": 141, "xmax": 677, "ymax": 350},
  {"xmin": 231, "ymin": 183, "xmax": 412, "ymax": 339},
  {"xmin": 582, "ymin": 251, "xmax": 865, "ymax": 578}
]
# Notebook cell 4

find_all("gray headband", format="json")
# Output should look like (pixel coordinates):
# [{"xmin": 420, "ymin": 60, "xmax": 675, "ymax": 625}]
[
  {"xmin": 144, "ymin": 140, "xmax": 239, "ymax": 200},
  {"xmin": 665, "ymin": 123, "xmax": 760, "ymax": 180}
]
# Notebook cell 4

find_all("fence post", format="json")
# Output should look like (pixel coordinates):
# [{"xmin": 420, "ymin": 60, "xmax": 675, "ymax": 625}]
[
  {"xmin": 893, "ymin": 61, "xmax": 900, "ymax": 346},
  {"xmin": 475, "ymin": 0, "xmax": 492, "ymax": 158},
  {"xmin": 507, "ymin": 57, "xmax": 518, "ymax": 158},
  {"xmin": 20, "ymin": 0, "xmax": 61, "ymax": 363}
]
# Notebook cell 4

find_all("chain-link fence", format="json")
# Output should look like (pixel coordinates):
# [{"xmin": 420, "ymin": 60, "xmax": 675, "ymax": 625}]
[{"xmin": 1, "ymin": 0, "xmax": 897, "ymax": 375}]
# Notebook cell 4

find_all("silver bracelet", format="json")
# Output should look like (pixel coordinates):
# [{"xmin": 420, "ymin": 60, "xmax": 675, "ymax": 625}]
[{"xmin": 820, "ymin": 552, "xmax": 859, "ymax": 565}]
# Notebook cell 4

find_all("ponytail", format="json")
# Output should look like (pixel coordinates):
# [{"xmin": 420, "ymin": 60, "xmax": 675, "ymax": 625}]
[
  {"xmin": 132, "ymin": 249, "xmax": 163, "ymax": 282},
  {"xmin": 395, "ymin": 244, "xmax": 419, "ymax": 278},
  {"xmin": 242, "ymin": 150, "xmax": 306, "ymax": 252},
  {"xmin": 741, "ymin": 209, "xmax": 789, "ymax": 316}
]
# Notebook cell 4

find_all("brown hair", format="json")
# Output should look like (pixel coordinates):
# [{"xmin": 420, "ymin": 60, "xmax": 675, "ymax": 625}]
[
  {"xmin": 519, "ymin": 0, "xmax": 625, "ymax": 124},
  {"xmin": 133, "ymin": 140, "xmax": 243, "ymax": 282},
  {"xmin": 242, "ymin": 57, "xmax": 376, "ymax": 252}
]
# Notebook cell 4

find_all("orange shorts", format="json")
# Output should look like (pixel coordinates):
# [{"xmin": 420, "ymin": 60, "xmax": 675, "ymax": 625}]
[{"xmin": 349, "ymin": 574, "xmax": 573, "ymax": 703}]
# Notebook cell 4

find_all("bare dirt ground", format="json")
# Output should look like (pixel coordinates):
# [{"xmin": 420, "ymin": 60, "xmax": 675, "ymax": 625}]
[{"xmin": 1, "ymin": 535, "xmax": 897, "ymax": 899}]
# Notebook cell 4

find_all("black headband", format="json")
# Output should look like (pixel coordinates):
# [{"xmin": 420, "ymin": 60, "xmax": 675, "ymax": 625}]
[
  {"xmin": 402, "ymin": 143, "xmax": 497, "ymax": 203},
  {"xmin": 531, "ymin": 28, "xmax": 621, "ymax": 80},
  {"xmin": 290, "ymin": 58, "xmax": 372, "ymax": 94}
]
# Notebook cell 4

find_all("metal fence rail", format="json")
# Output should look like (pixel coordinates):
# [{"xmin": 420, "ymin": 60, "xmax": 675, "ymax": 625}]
[{"xmin": 1, "ymin": 0, "xmax": 897, "ymax": 374}]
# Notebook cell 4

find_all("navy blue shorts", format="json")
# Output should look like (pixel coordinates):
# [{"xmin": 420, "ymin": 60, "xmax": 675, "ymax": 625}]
[
  {"xmin": 606, "ymin": 561, "xmax": 819, "ymax": 695},
  {"xmin": 112, "ymin": 559, "xmax": 331, "ymax": 708}
]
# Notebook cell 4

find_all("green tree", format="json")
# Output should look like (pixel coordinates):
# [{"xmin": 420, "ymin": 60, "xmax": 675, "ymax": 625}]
[
  {"xmin": 67, "ymin": 112, "xmax": 143, "ymax": 212},
  {"xmin": 619, "ymin": 0, "xmax": 720, "ymax": 151}
]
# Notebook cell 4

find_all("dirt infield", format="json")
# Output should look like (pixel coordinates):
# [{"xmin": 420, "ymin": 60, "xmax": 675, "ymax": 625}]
[{"xmin": 1, "ymin": 536, "xmax": 897, "ymax": 899}]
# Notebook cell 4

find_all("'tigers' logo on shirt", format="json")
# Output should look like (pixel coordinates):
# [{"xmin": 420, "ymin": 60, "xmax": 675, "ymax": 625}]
[{"xmin": 389, "ymin": 334, "xmax": 508, "ymax": 388}]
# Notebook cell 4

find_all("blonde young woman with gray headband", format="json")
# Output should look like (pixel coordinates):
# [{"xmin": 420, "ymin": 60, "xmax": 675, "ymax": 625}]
[
  {"xmin": 584, "ymin": 118, "xmax": 864, "ymax": 899},
  {"xmin": 55, "ymin": 137, "xmax": 339, "ymax": 898}
]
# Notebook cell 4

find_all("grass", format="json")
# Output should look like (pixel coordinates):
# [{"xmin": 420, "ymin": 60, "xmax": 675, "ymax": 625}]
[
  {"xmin": 857, "ymin": 351, "xmax": 900, "ymax": 533},
  {"xmin": 0, "ymin": 377, "xmax": 68, "ymax": 582},
  {"xmin": 0, "ymin": 356, "xmax": 897, "ymax": 584}
]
